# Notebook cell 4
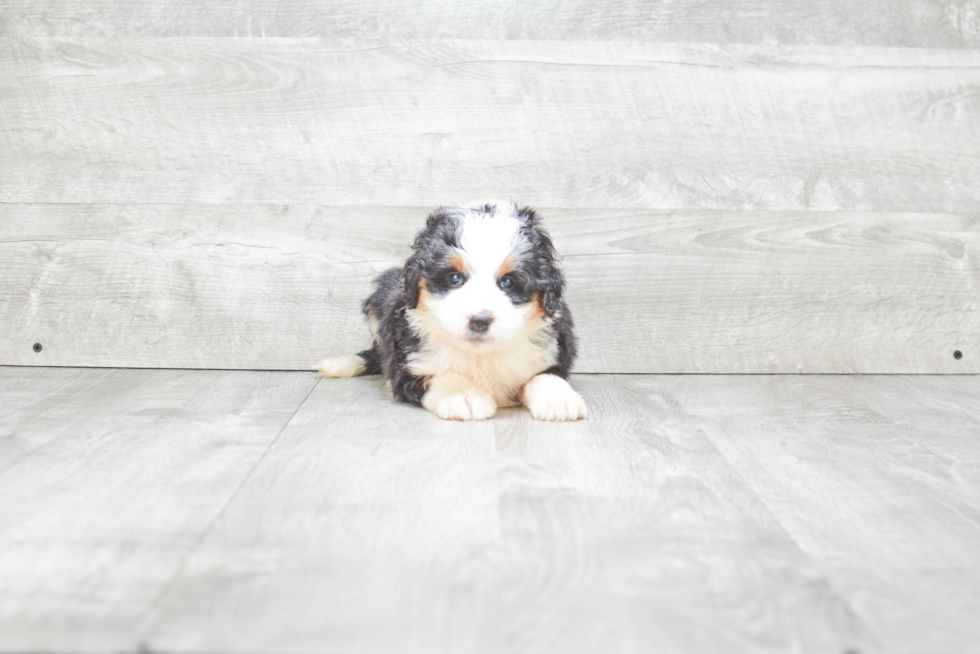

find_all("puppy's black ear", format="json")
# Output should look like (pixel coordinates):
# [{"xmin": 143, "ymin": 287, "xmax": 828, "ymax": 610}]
[
  {"xmin": 516, "ymin": 205, "xmax": 539, "ymax": 226},
  {"xmin": 403, "ymin": 254, "xmax": 423, "ymax": 309},
  {"xmin": 519, "ymin": 206, "xmax": 565, "ymax": 317},
  {"xmin": 542, "ymin": 263, "xmax": 565, "ymax": 317}
]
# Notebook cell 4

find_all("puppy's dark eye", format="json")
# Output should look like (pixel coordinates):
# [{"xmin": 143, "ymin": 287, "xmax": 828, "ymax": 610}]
[
  {"xmin": 448, "ymin": 272, "xmax": 465, "ymax": 287},
  {"xmin": 498, "ymin": 275, "xmax": 514, "ymax": 290}
]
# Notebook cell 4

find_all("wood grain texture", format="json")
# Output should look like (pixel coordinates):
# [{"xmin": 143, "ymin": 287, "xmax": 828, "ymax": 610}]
[
  {"xmin": 2, "ymin": 204, "xmax": 977, "ymax": 373},
  {"xmin": 2, "ymin": 38, "xmax": 980, "ymax": 211},
  {"xmin": 486, "ymin": 375, "xmax": 876, "ymax": 654},
  {"xmin": 668, "ymin": 374, "xmax": 980, "ymax": 654},
  {"xmin": 566, "ymin": 211, "xmax": 980, "ymax": 374},
  {"xmin": 139, "ymin": 374, "xmax": 879, "ymax": 654},
  {"xmin": 0, "ymin": 204, "xmax": 382, "ymax": 370},
  {"xmin": 4, "ymin": 369, "xmax": 979, "ymax": 652},
  {"xmin": 2, "ymin": 0, "xmax": 980, "ymax": 47},
  {"xmin": 141, "ymin": 375, "xmax": 504, "ymax": 654},
  {"xmin": 0, "ymin": 366, "xmax": 319, "ymax": 651}
]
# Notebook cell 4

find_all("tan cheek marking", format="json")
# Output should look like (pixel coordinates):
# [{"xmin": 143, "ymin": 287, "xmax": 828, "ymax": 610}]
[
  {"xmin": 527, "ymin": 293, "xmax": 546, "ymax": 323},
  {"xmin": 408, "ymin": 279, "xmax": 445, "ymax": 351},
  {"xmin": 448, "ymin": 253, "xmax": 470, "ymax": 276},
  {"xmin": 417, "ymin": 278, "xmax": 431, "ymax": 310}
]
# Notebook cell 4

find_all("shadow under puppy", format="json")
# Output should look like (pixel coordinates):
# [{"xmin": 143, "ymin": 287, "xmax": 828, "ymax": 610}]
[{"xmin": 317, "ymin": 201, "xmax": 587, "ymax": 421}]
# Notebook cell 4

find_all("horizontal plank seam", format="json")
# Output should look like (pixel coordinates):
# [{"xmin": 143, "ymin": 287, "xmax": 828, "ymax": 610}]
[
  {"xmin": 4, "ymin": 203, "xmax": 980, "ymax": 215},
  {"xmin": 2, "ymin": 366, "xmax": 978, "ymax": 377}
]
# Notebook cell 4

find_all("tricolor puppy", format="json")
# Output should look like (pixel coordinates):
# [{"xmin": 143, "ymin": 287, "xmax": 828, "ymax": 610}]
[{"xmin": 317, "ymin": 201, "xmax": 587, "ymax": 422}]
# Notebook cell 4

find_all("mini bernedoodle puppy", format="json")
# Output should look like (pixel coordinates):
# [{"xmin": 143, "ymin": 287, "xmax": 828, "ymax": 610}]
[{"xmin": 316, "ymin": 200, "xmax": 587, "ymax": 422}]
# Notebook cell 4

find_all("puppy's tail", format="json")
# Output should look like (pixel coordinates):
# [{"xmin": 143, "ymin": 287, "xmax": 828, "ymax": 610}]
[{"xmin": 316, "ymin": 345, "xmax": 382, "ymax": 378}]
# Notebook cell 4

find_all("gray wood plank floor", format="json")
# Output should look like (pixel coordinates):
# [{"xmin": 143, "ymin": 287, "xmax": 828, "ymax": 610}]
[
  {"xmin": 2, "ymin": 367, "xmax": 978, "ymax": 653},
  {"xmin": 0, "ymin": 367, "xmax": 320, "ymax": 651}
]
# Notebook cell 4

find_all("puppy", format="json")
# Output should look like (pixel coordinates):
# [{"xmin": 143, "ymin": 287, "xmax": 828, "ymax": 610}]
[{"xmin": 317, "ymin": 201, "xmax": 586, "ymax": 422}]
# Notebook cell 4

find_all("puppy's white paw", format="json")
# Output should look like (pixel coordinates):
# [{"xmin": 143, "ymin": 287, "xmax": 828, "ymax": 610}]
[
  {"xmin": 316, "ymin": 354, "xmax": 366, "ymax": 378},
  {"xmin": 422, "ymin": 374, "xmax": 497, "ymax": 421},
  {"xmin": 523, "ymin": 374, "xmax": 588, "ymax": 422},
  {"xmin": 433, "ymin": 387, "xmax": 497, "ymax": 421}
]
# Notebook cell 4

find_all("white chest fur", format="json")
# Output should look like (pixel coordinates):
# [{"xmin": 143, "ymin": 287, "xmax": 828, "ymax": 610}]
[{"xmin": 405, "ymin": 321, "xmax": 557, "ymax": 407}]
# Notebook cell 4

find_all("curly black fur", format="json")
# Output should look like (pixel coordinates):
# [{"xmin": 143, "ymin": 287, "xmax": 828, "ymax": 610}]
[{"xmin": 360, "ymin": 267, "xmax": 426, "ymax": 405}]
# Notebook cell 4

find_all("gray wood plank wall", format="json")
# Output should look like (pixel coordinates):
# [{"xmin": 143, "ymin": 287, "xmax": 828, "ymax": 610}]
[
  {"xmin": 1, "ymin": 3, "xmax": 978, "ymax": 372},
  {"xmin": 3, "ymin": 1, "xmax": 980, "ymax": 46}
]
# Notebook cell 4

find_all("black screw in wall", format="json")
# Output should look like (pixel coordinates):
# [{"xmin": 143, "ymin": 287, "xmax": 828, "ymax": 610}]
[
  {"xmin": 954, "ymin": 350, "xmax": 963, "ymax": 360},
  {"xmin": 33, "ymin": 343, "xmax": 43, "ymax": 353}
]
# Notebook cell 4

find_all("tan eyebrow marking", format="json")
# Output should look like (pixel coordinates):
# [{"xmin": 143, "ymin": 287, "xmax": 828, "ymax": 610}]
[
  {"xmin": 448, "ymin": 252, "xmax": 470, "ymax": 276},
  {"xmin": 497, "ymin": 255, "xmax": 518, "ymax": 279}
]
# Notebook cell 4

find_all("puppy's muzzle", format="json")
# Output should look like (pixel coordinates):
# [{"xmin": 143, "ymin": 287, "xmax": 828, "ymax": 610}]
[{"xmin": 468, "ymin": 312, "xmax": 493, "ymax": 334}]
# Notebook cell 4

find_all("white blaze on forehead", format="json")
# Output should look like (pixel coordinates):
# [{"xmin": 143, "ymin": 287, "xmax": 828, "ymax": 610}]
[
  {"xmin": 458, "ymin": 210, "xmax": 524, "ymax": 277},
  {"xmin": 407, "ymin": 202, "xmax": 543, "ymax": 353}
]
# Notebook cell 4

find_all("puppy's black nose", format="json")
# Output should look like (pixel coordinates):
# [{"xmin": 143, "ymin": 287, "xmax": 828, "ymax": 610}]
[{"xmin": 468, "ymin": 312, "xmax": 493, "ymax": 333}]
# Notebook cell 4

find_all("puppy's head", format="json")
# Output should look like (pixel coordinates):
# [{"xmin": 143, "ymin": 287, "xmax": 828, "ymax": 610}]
[{"xmin": 404, "ymin": 201, "xmax": 565, "ymax": 348}]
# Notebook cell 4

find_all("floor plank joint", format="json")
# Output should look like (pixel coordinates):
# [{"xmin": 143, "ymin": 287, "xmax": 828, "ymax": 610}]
[{"xmin": 2, "ymin": 367, "xmax": 976, "ymax": 653}]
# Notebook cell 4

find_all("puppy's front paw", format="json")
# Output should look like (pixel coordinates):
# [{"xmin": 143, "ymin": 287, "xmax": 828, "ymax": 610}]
[
  {"xmin": 523, "ymin": 374, "xmax": 588, "ymax": 422},
  {"xmin": 432, "ymin": 387, "xmax": 497, "ymax": 421}
]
